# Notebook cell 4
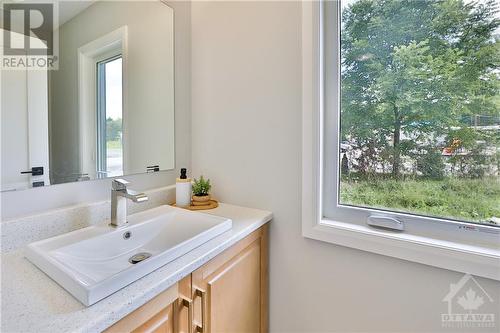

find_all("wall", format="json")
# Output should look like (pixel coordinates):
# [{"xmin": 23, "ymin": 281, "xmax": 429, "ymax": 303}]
[
  {"xmin": 1, "ymin": 33, "xmax": 50, "ymax": 191},
  {"xmin": 190, "ymin": 1, "xmax": 499, "ymax": 332},
  {"xmin": 50, "ymin": 1, "xmax": 175, "ymax": 183},
  {"xmin": 1, "ymin": 58, "xmax": 30, "ymax": 189},
  {"xmin": 1, "ymin": 0, "xmax": 191, "ymax": 220}
]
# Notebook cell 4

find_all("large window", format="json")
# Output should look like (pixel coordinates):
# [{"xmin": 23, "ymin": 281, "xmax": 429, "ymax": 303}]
[
  {"xmin": 336, "ymin": 0, "xmax": 499, "ymax": 226},
  {"xmin": 96, "ymin": 55, "xmax": 123, "ymax": 178},
  {"xmin": 303, "ymin": 0, "xmax": 500, "ymax": 280}
]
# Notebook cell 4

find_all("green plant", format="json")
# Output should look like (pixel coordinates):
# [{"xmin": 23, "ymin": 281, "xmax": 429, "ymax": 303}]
[
  {"xmin": 416, "ymin": 149, "xmax": 445, "ymax": 180},
  {"xmin": 192, "ymin": 176, "xmax": 211, "ymax": 196},
  {"xmin": 340, "ymin": 176, "xmax": 500, "ymax": 223},
  {"xmin": 341, "ymin": 0, "xmax": 499, "ymax": 177}
]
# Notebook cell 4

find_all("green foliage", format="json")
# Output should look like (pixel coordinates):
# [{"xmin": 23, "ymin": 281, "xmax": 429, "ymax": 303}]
[
  {"xmin": 341, "ymin": 0, "xmax": 500, "ymax": 176},
  {"xmin": 192, "ymin": 176, "xmax": 211, "ymax": 196},
  {"xmin": 446, "ymin": 128, "xmax": 499, "ymax": 178},
  {"xmin": 340, "ymin": 177, "xmax": 500, "ymax": 223},
  {"xmin": 106, "ymin": 117, "xmax": 122, "ymax": 141},
  {"xmin": 106, "ymin": 140, "xmax": 122, "ymax": 150},
  {"xmin": 417, "ymin": 149, "xmax": 445, "ymax": 179}
]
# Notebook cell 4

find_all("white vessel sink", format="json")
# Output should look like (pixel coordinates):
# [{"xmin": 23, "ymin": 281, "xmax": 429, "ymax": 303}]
[{"xmin": 25, "ymin": 205, "xmax": 232, "ymax": 306}]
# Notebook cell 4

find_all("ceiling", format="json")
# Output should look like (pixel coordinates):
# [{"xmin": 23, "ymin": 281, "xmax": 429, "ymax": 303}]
[
  {"xmin": 0, "ymin": 0, "xmax": 97, "ymax": 30},
  {"xmin": 58, "ymin": 1, "xmax": 96, "ymax": 27}
]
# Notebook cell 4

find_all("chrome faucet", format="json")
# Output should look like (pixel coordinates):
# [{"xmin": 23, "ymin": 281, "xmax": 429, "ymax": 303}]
[{"xmin": 110, "ymin": 179, "xmax": 148, "ymax": 227}]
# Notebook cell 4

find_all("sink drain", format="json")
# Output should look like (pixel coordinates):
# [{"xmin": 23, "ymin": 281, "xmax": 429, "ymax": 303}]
[{"xmin": 129, "ymin": 252, "xmax": 152, "ymax": 264}]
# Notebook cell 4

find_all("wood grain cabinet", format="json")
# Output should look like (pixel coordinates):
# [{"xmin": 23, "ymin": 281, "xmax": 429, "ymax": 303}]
[
  {"xmin": 132, "ymin": 303, "xmax": 174, "ymax": 333},
  {"xmin": 104, "ymin": 225, "xmax": 268, "ymax": 333}
]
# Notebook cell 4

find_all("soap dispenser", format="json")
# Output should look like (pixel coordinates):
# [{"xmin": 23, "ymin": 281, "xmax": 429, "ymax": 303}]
[{"xmin": 176, "ymin": 168, "xmax": 191, "ymax": 207}]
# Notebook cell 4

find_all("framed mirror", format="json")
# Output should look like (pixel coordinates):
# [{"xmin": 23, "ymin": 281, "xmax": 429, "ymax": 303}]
[{"xmin": 1, "ymin": 0, "xmax": 175, "ymax": 191}]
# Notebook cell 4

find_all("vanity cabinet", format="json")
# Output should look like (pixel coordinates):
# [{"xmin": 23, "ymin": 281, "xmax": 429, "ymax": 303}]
[
  {"xmin": 132, "ymin": 303, "xmax": 174, "ymax": 333},
  {"xmin": 192, "ymin": 224, "xmax": 268, "ymax": 333},
  {"xmin": 104, "ymin": 281, "xmax": 182, "ymax": 333},
  {"xmin": 104, "ymin": 225, "xmax": 268, "ymax": 333}
]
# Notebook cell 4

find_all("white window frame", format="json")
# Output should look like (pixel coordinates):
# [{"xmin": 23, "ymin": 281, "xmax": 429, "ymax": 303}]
[
  {"xmin": 96, "ymin": 53, "xmax": 123, "ymax": 177},
  {"xmin": 301, "ymin": 0, "xmax": 500, "ymax": 281},
  {"xmin": 78, "ymin": 26, "xmax": 128, "ymax": 180}
]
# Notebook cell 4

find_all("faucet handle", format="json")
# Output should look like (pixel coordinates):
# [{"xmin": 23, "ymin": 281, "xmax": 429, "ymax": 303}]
[{"xmin": 112, "ymin": 178, "xmax": 130, "ymax": 190}]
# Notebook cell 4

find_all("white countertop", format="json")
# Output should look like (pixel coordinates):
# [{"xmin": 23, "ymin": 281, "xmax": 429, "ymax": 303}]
[{"xmin": 1, "ymin": 203, "xmax": 272, "ymax": 333}]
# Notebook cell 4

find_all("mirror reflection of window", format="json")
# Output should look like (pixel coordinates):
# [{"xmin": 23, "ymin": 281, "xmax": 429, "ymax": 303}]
[
  {"xmin": 0, "ymin": 1, "xmax": 175, "ymax": 191},
  {"xmin": 96, "ymin": 56, "xmax": 123, "ymax": 178}
]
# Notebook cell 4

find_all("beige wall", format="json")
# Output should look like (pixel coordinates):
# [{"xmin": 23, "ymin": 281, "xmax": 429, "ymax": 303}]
[
  {"xmin": 191, "ymin": 1, "xmax": 500, "ymax": 332},
  {"xmin": 2, "ymin": 2, "xmax": 499, "ymax": 331}
]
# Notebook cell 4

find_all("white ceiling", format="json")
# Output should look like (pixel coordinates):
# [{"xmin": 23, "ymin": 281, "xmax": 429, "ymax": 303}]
[
  {"xmin": 58, "ymin": 1, "xmax": 96, "ymax": 27},
  {"xmin": 0, "ymin": 1, "xmax": 97, "ymax": 30}
]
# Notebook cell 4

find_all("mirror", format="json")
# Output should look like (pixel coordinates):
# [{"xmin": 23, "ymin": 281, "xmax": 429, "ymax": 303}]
[{"xmin": 1, "ymin": 1, "xmax": 175, "ymax": 191}]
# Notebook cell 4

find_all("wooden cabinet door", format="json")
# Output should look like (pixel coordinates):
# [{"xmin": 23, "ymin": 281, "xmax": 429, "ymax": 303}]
[
  {"xmin": 105, "ymin": 277, "xmax": 191, "ymax": 333},
  {"xmin": 192, "ymin": 225, "xmax": 268, "ymax": 333},
  {"xmin": 131, "ymin": 303, "xmax": 173, "ymax": 333},
  {"xmin": 174, "ymin": 274, "xmax": 193, "ymax": 333},
  {"xmin": 105, "ymin": 299, "xmax": 175, "ymax": 333},
  {"xmin": 104, "ymin": 226, "xmax": 268, "ymax": 333}
]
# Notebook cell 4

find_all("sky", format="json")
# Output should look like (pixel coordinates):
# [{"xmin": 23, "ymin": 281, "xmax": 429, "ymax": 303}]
[
  {"xmin": 341, "ymin": 0, "xmax": 358, "ymax": 10},
  {"xmin": 104, "ymin": 57, "xmax": 122, "ymax": 121},
  {"xmin": 341, "ymin": 0, "xmax": 499, "ymax": 11},
  {"xmin": 340, "ymin": 0, "xmax": 499, "ymax": 33}
]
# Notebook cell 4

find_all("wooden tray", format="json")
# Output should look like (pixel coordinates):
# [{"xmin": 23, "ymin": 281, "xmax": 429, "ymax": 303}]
[{"xmin": 171, "ymin": 200, "xmax": 219, "ymax": 210}]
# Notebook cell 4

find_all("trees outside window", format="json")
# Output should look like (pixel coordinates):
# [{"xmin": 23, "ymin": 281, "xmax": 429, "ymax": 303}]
[{"xmin": 339, "ymin": 0, "xmax": 499, "ymax": 224}]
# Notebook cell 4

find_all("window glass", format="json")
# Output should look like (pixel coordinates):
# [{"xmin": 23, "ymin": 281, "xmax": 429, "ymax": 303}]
[
  {"xmin": 339, "ymin": 0, "xmax": 499, "ymax": 225},
  {"xmin": 97, "ymin": 56, "xmax": 123, "ymax": 177}
]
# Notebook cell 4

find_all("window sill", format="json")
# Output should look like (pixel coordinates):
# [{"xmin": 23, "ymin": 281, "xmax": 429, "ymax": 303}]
[
  {"xmin": 303, "ymin": 219, "xmax": 500, "ymax": 281},
  {"xmin": 301, "ymin": 0, "xmax": 500, "ymax": 282}
]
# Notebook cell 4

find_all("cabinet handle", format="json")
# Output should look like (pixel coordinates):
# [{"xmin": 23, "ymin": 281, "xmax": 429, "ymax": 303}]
[
  {"xmin": 177, "ymin": 297, "xmax": 193, "ymax": 333},
  {"xmin": 194, "ymin": 288, "xmax": 207, "ymax": 333}
]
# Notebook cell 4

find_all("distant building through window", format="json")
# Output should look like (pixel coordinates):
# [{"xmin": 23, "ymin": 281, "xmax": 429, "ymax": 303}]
[{"xmin": 337, "ymin": 0, "xmax": 499, "ymax": 226}]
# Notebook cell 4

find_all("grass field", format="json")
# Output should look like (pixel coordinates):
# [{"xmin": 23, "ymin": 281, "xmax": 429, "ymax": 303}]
[
  {"xmin": 340, "ymin": 177, "xmax": 500, "ymax": 223},
  {"xmin": 107, "ymin": 140, "xmax": 122, "ymax": 150}
]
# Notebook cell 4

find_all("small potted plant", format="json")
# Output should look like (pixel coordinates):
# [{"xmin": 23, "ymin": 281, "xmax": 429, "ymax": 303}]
[{"xmin": 192, "ymin": 175, "xmax": 212, "ymax": 205}]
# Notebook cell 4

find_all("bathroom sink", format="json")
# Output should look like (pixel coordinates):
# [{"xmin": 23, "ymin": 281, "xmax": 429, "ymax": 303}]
[{"xmin": 25, "ymin": 205, "xmax": 232, "ymax": 306}]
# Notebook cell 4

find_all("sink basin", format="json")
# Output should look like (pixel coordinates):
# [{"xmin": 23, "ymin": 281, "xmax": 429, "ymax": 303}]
[{"xmin": 25, "ymin": 205, "xmax": 232, "ymax": 306}]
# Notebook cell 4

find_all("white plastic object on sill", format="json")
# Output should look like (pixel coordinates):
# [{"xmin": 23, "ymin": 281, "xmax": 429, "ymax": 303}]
[
  {"xmin": 300, "ymin": 0, "xmax": 500, "ymax": 281},
  {"xmin": 367, "ymin": 215, "xmax": 404, "ymax": 231}
]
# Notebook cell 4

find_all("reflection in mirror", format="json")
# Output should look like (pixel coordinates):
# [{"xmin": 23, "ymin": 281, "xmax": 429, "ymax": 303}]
[
  {"xmin": 97, "ymin": 53, "xmax": 123, "ymax": 177},
  {"xmin": 97, "ymin": 56, "xmax": 123, "ymax": 178},
  {"xmin": 1, "ymin": 1, "xmax": 175, "ymax": 191}
]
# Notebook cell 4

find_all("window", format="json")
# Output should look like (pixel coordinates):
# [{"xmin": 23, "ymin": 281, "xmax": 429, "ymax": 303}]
[
  {"xmin": 338, "ymin": 0, "xmax": 499, "ymax": 226},
  {"xmin": 96, "ymin": 55, "xmax": 123, "ymax": 178},
  {"xmin": 302, "ymin": 0, "xmax": 500, "ymax": 280}
]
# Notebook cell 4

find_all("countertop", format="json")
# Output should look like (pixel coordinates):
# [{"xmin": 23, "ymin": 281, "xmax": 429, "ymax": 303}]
[{"xmin": 1, "ymin": 203, "xmax": 272, "ymax": 333}]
